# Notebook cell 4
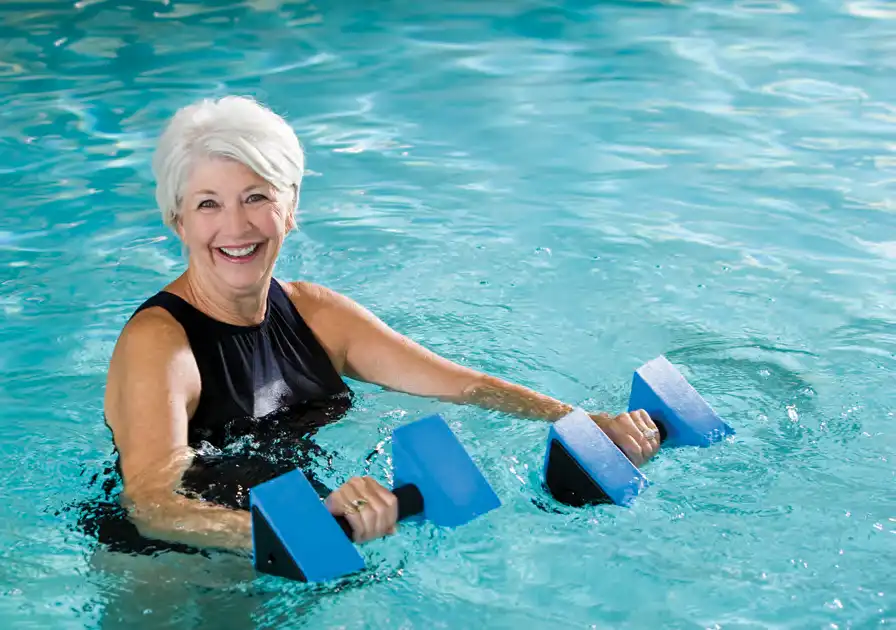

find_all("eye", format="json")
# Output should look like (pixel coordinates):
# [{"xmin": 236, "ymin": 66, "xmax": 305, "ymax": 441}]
[
  {"xmin": 198, "ymin": 199, "xmax": 220, "ymax": 210},
  {"xmin": 246, "ymin": 193, "xmax": 269, "ymax": 204}
]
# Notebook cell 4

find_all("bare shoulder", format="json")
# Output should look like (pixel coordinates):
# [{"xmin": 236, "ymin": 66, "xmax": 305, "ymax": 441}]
[
  {"xmin": 278, "ymin": 280, "xmax": 377, "ymax": 373},
  {"xmin": 279, "ymin": 280, "xmax": 368, "ymax": 321},
  {"xmin": 281, "ymin": 280, "xmax": 347, "ymax": 305},
  {"xmin": 109, "ymin": 307, "xmax": 191, "ymax": 367},
  {"xmin": 105, "ymin": 307, "xmax": 200, "ymax": 425}
]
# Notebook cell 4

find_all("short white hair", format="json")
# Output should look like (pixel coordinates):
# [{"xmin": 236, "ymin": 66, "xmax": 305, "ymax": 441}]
[{"xmin": 152, "ymin": 95, "xmax": 304, "ymax": 228}]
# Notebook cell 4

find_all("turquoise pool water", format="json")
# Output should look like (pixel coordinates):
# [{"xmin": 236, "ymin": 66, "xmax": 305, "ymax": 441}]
[{"xmin": 2, "ymin": 0, "xmax": 895, "ymax": 627}]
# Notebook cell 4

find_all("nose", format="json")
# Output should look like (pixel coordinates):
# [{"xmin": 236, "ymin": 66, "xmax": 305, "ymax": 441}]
[{"xmin": 223, "ymin": 201, "xmax": 252, "ymax": 236}]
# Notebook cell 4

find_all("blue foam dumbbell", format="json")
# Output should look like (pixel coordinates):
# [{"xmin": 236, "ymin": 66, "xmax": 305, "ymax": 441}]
[
  {"xmin": 249, "ymin": 414, "xmax": 501, "ymax": 582},
  {"xmin": 543, "ymin": 355, "xmax": 734, "ymax": 507}
]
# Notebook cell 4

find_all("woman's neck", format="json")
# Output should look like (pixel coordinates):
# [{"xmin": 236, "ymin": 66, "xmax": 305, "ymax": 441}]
[{"xmin": 175, "ymin": 267, "xmax": 271, "ymax": 326}]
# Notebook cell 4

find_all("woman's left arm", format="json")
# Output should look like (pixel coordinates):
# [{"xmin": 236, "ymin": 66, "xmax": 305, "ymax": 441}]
[{"xmin": 304, "ymin": 284, "xmax": 660, "ymax": 466}]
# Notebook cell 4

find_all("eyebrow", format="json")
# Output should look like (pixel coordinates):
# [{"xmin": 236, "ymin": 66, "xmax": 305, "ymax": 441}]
[{"xmin": 190, "ymin": 184, "xmax": 270, "ymax": 196}]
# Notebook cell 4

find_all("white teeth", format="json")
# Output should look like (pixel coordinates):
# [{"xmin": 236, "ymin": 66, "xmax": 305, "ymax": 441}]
[{"xmin": 219, "ymin": 244, "xmax": 259, "ymax": 257}]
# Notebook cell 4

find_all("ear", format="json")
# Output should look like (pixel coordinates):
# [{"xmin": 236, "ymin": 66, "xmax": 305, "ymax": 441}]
[
  {"xmin": 285, "ymin": 185, "xmax": 299, "ymax": 232},
  {"xmin": 172, "ymin": 216, "xmax": 190, "ymax": 258},
  {"xmin": 174, "ymin": 215, "xmax": 186, "ymax": 241}
]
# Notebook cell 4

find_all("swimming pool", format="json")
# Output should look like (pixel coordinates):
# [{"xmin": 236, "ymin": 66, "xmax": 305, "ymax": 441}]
[{"xmin": 1, "ymin": 0, "xmax": 894, "ymax": 627}]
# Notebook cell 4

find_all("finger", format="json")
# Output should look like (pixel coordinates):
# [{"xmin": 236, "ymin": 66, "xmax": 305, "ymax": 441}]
[
  {"xmin": 350, "ymin": 477, "xmax": 386, "ymax": 543},
  {"xmin": 605, "ymin": 413, "xmax": 640, "ymax": 464},
  {"xmin": 629, "ymin": 417, "xmax": 656, "ymax": 462},
  {"xmin": 326, "ymin": 479, "xmax": 396, "ymax": 543},
  {"xmin": 324, "ymin": 485, "xmax": 349, "ymax": 517},
  {"xmin": 620, "ymin": 412, "xmax": 655, "ymax": 464},
  {"xmin": 365, "ymin": 477, "xmax": 399, "ymax": 537},
  {"xmin": 325, "ymin": 486, "xmax": 363, "ymax": 540},
  {"xmin": 629, "ymin": 409, "xmax": 660, "ymax": 455},
  {"xmin": 631, "ymin": 409, "xmax": 658, "ymax": 437},
  {"xmin": 620, "ymin": 433, "xmax": 645, "ymax": 466},
  {"xmin": 621, "ymin": 410, "xmax": 654, "ymax": 455},
  {"xmin": 337, "ymin": 480, "xmax": 371, "ymax": 543},
  {"xmin": 356, "ymin": 477, "xmax": 391, "ymax": 541}
]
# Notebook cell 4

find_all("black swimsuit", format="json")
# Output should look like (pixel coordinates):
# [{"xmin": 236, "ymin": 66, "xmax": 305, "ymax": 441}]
[
  {"xmin": 76, "ymin": 278, "xmax": 354, "ymax": 554},
  {"xmin": 132, "ymin": 277, "xmax": 352, "ymax": 455}
]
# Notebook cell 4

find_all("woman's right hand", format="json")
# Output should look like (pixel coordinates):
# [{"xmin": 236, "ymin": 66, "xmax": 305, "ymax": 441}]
[{"xmin": 324, "ymin": 476, "xmax": 399, "ymax": 543}]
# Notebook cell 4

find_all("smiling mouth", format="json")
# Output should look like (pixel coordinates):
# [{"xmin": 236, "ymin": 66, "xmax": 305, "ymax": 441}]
[{"xmin": 216, "ymin": 243, "xmax": 263, "ymax": 261}]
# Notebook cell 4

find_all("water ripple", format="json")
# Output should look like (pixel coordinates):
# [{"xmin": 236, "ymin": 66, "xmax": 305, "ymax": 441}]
[
  {"xmin": 846, "ymin": 1, "xmax": 896, "ymax": 19},
  {"xmin": 0, "ymin": 0, "xmax": 895, "ymax": 628}
]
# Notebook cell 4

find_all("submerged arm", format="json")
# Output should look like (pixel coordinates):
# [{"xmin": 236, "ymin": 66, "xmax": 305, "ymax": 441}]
[{"xmin": 104, "ymin": 309, "xmax": 252, "ymax": 553}]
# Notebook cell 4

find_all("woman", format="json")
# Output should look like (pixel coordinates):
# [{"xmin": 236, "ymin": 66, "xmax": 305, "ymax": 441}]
[{"xmin": 103, "ymin": 95, "xmax": 660, "ymax": 553}]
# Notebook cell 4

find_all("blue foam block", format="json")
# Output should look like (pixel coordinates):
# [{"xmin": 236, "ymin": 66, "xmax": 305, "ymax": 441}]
[
  {"xmin": 250, "ymin": 468, "xmax": 365, "ymax": 583},
  {"xmin": 628, "ymin": 355, "xmax": 735, "ymax": 447},
  {"xmin": 543, "ymin": 408, "xmax": 649, "ymax": 507},
  {"xmin": 392, "ymin": 414, "xmax": 501, "ymax": 527}
]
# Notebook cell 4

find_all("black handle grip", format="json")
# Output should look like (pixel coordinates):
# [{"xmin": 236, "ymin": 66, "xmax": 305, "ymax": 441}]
[
  {"xmin": 334, "ymin": 483, "xmax": 424, "ymax": 541},
  {"xmin": 654, "ymin": 418, "xmax": 668, "ymax": 443}
]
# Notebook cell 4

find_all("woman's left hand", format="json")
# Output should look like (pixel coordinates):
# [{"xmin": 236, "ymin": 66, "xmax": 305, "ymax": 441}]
[{"xmin": 589, "ymin": 409, "xmax": 661, "ymax": 467}]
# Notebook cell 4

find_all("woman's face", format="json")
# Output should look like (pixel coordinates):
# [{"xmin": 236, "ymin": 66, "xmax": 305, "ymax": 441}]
[{"xmin": 176, "ymin": 155, "xmax": 295, "ymax": 296}]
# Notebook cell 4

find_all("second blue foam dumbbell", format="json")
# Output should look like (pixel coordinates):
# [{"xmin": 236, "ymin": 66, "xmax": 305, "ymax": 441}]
[
  {"xmin": 543, "ymin": 355, "xmax": 734, "ymax": 507},
  {"xmin": 249, "ymin": 414, "xmax": 501, "ymax": 583}
]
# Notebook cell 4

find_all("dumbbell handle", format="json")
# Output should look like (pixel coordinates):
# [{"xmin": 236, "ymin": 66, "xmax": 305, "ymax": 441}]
[
  {"xmin": 653, "ymin": 417, "xmax": 668, "ymax": 443},
  {"xmin": 334, "ymin": 483, "xmax": 424, "ymax": 541}
]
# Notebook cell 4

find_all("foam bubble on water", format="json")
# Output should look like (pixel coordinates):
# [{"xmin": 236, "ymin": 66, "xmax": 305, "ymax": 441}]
[
  {"xmin": 70, "ymin": 334, "xmax": 116, "ymax": 376},
  {"xmin": 666, "ymin": 36, "xmax": 750, "ymax": 90},
  {"xmin": 635, "ymin": 221, "xmax": 738, "ymax": 250},
  {"xmin": 0, "ymin": 60, "xmax": 26, "ymax": 77},
  {"xmin": 66, "ymin": 37, "xmax": 123, "ymax": 59},
  {"xmin": 760, "ymin": 78, "xmax": 868, "ymax": 104},
  {"xmin": 854, "ymin": 238, "xmax": 896, "ymax": 261},
  {"xmin": 735, "ymin": 1, "xmax": 799, "ymax": 14},
  {"xmin": 228, "ymin": 52, "xmax": 338, "ymax": 82},
  {"xmin": 1, "ymin": 295, "xmax": 24, "ymax": 316},
  {"xmin": 455, "ymin": 43, "xmax": 573, "ymax": 78},
  {"xmin": 846, "ymin": 1, "xmax": 896, "ymax": 19}
]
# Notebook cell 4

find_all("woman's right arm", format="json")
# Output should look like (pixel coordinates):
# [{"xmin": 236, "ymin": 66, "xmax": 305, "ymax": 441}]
[{"xmin": 104, "ymin": 309, "xmax": 253, "ymax": 553}]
